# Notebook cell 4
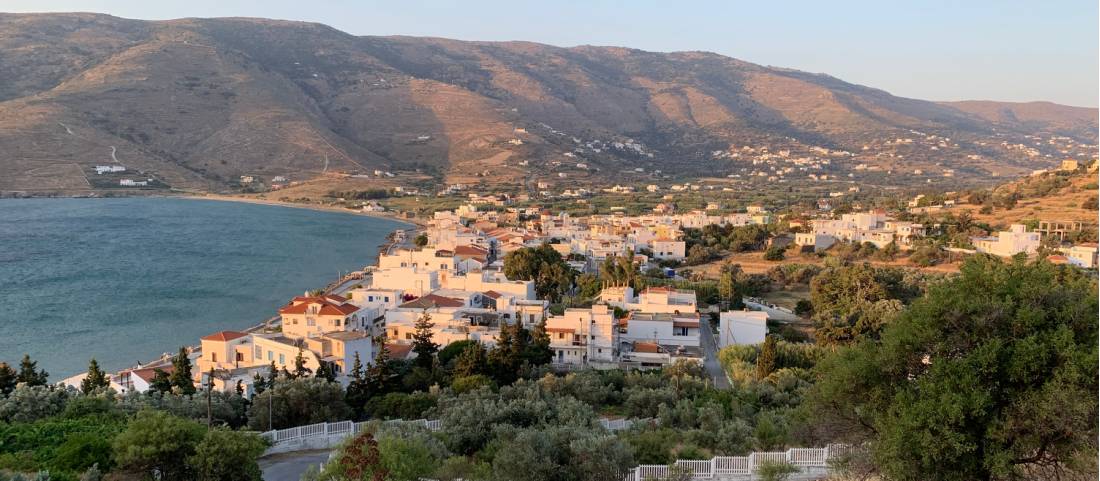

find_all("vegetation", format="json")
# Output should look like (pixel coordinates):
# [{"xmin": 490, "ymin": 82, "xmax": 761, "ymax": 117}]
[
  {"xmin": 503, "ymin": 244, "xmax": 577, "ymax": 302},
  {"xmin": 809, "ymin": 256, "xmax": 1098, "ymax": 480}
]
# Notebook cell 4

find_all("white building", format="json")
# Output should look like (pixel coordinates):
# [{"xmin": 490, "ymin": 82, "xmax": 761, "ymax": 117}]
[
  {"xmin": 718, "ymin": 310, "xmax": 768, "ymax": 347},
  {"xmin": 972, "ymin": 224, "xmax": 1040, "ymax": 257}
]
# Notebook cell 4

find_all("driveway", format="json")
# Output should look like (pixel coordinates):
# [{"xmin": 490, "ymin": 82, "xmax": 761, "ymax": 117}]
[
  {"xmin": 698, "ymin": 320, "xmax": 730, "ymax": 389},
  {"xmin": 260, "ymin": 450, "xmax": 332, "ymax": 481}
]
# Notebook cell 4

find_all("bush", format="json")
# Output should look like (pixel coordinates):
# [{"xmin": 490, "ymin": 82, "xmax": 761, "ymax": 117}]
[
  {"xmin": 112, "ymin": 410, "xmax": 205, "ymax": 481},
  {"xmin": 757, "ymin": 460, "xmax": 799, "ymax": 481},
  {"xmin": 188, "ymin": 428, "xmax": 266, "ymax": 481},
  {"xmin": 450, "ymin": 375, "xmax": 493, "ymax": 394},
  {"xmin": 246, "ymin": 377, "xmax": 351, "ymax": 430}
]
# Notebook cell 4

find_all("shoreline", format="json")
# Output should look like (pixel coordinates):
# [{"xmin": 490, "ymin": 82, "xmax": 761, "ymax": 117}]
[
  {"xmin": 27, "ymin": 193, "xmax": 422, "ymax": 380},
  {"xmin": 175, "ymin": 193, "xmax": 425, "ymax": 228}
]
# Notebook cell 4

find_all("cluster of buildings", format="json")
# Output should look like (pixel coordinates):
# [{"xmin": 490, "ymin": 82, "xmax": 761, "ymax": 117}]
[
  {"xmin": 796, "ymin": 210, "xmax": 925, "ymax": 251},
  {"xmin": 97, "ymin": 203, "xmax": 776, "ymax": 396}
]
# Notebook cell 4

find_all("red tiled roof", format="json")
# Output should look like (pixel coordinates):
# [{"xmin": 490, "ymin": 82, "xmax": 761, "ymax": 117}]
[
  {"xmin": 633, "ymin": 341, "xmax": 661, "ymax": 354},
  {"xmin": 386, "ymin": 343, "xmax": 414, "ymax": 360},
  {"xmin": 483, "ymin": 290, "xmax": 503, "ymax": 299},
  {"xmin": 454, "ymin": 245, "xmax": 489, "ymax": 256},
  {"xmin": 672, "ymin": 321, "xmax": 700, "ymax": 329},
  {"xmin": 1046, "ymin": 255, "xmax": 1070, "ymax": 264},
  {"xmin": 399, "ymin": 293, "xmax": 464, "ymax": 309},
  {"xmin": 128, "ymin": 365, "xmax": 175, "ymax": 383},
  {"xmin": 201, "ymin": 331, "xmax": 248, "ymax": 342},
  {"xmin": 280, "ymin": 296, "xmax": 360, "ymax": 316},
  {"xmin": 546, "ymin": 327, "xmax": 575, "ymax": 333}
]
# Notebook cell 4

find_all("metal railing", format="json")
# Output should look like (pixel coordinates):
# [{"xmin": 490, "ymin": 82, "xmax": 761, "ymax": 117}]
[
  {"xmin": 261, "ymin": 418, "xmax": 442, "ymax": 445},
  {"xmin": 626, "ymin": 444, "xmax": 851, "ymax": 480}
]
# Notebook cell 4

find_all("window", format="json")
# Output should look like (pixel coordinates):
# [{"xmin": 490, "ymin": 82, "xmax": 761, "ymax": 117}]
[
  {"xmin": 255, "ymin": 346, "xmax": 262, "ymax": 359},
  {"xmin": 267, "ymin": 351, "xmax": 273, "ymax": 361},
  {"xmin": 405, "ymin": 333, "xmax": 413, "ymax": 340},
  {"xmin": 307, "ymin": 318, "xmax": 315, "ymax": 327},
  {"xmin": 558, "ymin": 333, "xmax": 565, "ymax": 339},
  {"xmin": 384, "ymin": 296, "xmax": 390, "ymax": 302},
  {"xmin": 211, "ymin": 352, "xmax": 217, "ymax": 362},
  {"xmin": 278, "ymin": 353, "xmax": 285, "ymax": 364},
  {"xmin": 334, "ymin": 319, "xmax": 341, "ymax": 327},
  {"xmin": 368, "ymin": 296, "xmax": 374, "ymax": 302},
  {"xmin": 236, "ymin": 352, "xmax": 244, "ymax": 362}
]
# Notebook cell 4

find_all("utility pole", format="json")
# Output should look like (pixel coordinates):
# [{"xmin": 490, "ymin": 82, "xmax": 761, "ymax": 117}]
[{"xmin": 205, "ymin": 367, "xmax": 213, "ymax": 428}]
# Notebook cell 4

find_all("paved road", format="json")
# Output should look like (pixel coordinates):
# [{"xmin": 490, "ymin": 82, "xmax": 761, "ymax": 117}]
[
  {"xmin": 698, "ymin": 320, "xmax": 730, "ymax": 389},
  {"xmin": 260, "ymin": 450, "xmax": 332, "ymax": 481},
  {"xmin": 745, "ymin": 300, "xmax": 802, "ymax": 322}
]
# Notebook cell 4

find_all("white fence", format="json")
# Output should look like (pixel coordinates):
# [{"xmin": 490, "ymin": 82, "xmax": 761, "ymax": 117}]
[
  {"xmin": 264, "ymin": 416, "xmax": 634, "ymax": 449},
  {"xmin": 260, "ymin": 418, "xmax": 441, "ymax": 454},
  {"xmin": 627, "ymin": 444, "xmax": 852, "ymax": 481}
]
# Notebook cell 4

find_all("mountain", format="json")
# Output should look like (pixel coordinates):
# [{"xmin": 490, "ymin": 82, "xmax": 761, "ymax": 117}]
[{"xmin": 0, "ymin": 13, "xmax": 1095, "ymax": 194}]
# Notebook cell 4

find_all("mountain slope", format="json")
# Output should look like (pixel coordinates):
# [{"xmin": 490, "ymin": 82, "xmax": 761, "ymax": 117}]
[{"xmin": 0, "ymin": 13, "xmax": 1094, "ymax": 194}]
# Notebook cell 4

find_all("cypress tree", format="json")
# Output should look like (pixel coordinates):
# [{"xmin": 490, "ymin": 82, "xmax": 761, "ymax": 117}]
[
  {"xmin": 411, "ymin": 311, "xmax": 439, "ymax": 369},
  {"xmin": 81, "ymin": 358, "xmax": 109, "ymax": 394},
  {"xmin": 16, "ymin": 354, "xmax": 48, "ymax": 386},
  {"xmin": 756, "ymin": 335, "xmax": 777, "ymax": 381},
  {"xmin": 293, "ymin": 348, "xmax": 312, "ymax": 378},
  {"xmin": 169, "ymin": 347, "xmax": 196, "ymax": 394},
  {"xmin": 346, "ymin": 352, "xmax": 369, "ymax": 417},
  {"xmin": 0, "ymin": 362, "xmax": 17, "ymax": 396},
  {"xmin": 525, "ymin": 317, "xmax": 553, "ymax": 365},
  {"xmin": 150, "ymin": 368, "xmax": 172, "ymax": 393}
]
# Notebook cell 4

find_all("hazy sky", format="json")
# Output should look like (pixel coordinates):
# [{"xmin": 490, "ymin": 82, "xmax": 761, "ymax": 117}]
[{"xmin": 7, "ymin": 0, "xmax": 1098, "ymax": 107}]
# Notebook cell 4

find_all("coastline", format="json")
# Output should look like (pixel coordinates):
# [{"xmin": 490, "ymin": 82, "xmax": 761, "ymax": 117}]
[
  {"xmin": 175, "ymin": 193, "xmax": 425, "ymax": 228},
  {"xmin": 10, "ymin": 194, "xmax": 419, "ymax": 380},
  {"xmin": 126, "ymin": 194, "xmax": 423, "ymax": 375}
]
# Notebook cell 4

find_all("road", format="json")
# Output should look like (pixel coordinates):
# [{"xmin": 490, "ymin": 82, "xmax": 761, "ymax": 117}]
[
  {"xmin": 698, "ymin": 319, "xmax": 730, "ymax": 389},
  {"xmin": 260, "ymin": 450, "xmax": 332, "ymax": 481},
  {"xmin": 745, "ymin": 299, "xmax": 802, "ymax": 322}
]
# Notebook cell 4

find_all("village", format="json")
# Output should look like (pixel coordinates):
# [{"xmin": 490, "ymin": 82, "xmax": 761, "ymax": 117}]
[{"xmin": 71, "ymin": 179, "xmax": 1098, "ymax": 398}]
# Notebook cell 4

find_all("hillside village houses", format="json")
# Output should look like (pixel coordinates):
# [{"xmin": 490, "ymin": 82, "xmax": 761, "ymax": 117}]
[
  {"xmin": 971, "ymin": 224, "xmax": 1041, "ymax": 258},
  {"xmin": 796, "ymin": 210, "xmax": 925, "ymax": 252}
]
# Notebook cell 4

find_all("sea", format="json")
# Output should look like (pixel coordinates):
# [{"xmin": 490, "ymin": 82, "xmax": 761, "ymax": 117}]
[{"xmin": 0, "ymin": 197, "xmax": 408, "ymax": 378}]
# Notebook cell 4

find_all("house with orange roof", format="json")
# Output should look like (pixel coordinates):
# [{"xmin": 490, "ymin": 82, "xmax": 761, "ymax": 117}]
[{"xmin": 279, "ymin": 295, "xmax": 367, "ymax": 340}]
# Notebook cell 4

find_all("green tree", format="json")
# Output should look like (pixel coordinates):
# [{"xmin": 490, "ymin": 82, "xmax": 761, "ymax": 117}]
[
  {"xmin": 53, "ymin": 432, "xmax": 114, "ymax": 473},
  {"xmin": 763, "ymin": 245, "xmax": 786, "ymax": 261},
  {"xmin": 315, "ymin": 361, "xmax": 337, "ymax": 382},
  {"xmin": 16, "ymin": 355, "xmax": 48, "ymax": 386},
  {"xmin": 411, "ymin": 311, "xmax": 439, "ymax": 369},
  {"xmin": 188, "ymin": 428, "xmax": 266, "ymax": 481},
  {"xmin": 169, "ymin": 347, "xmax": 196, "ymax": 395},
  {"xmin": 524, "ymin": 318, "xmax": 553, "ymax": 366},
  {"xmin": 150, "ymin": 368, "xmax": 172, "ymax": 394},
  {"xmin": 293, "ymin": 348, "xmax": 312, "ymax": 379},
  {"xmin": 810, "ymin": 256, "xmax": 1099, "ymax": 480},
  {"xmin": 0, "ymin": 362, "xmax": 16, "ymax": 396},
  {"xmin": 414, "ymin": 232, "xmax": 429, "ymax": 247},
  {"xmin": 246, "ymin": 377, "xmax": 352, "ymax": 430},
  {"xmin": 113, "ymin": 410, "xmax": 206, "ymax": 481},
  {"xmin": 452, "ymin": 342, "xmax": 488, "ymax": 378},
  {"xmin": 503, "ymin": 244, "xmax": 576, "ymax": 302},
  {"xmin": 755, "ymin": 336, "xmax": 777, "ymax": 381},
  {"xmin": 80, "ymin": 359, "xmax": 110, "ymax": 394},
  {"xmin": 366, "ymin": 339, "xmax": 397, "ymax": 398},
  {"xmin": 810, "ymin": 262, "xmax": 905, "ymax": 345},
  {"xmin": 346, "ymin": 352, "xmax": 369, "ymax": 418}
]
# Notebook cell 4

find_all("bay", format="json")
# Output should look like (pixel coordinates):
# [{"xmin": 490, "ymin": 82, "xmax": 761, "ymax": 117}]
[{"xmin": 0, "ymin": 197, "xmax": 406, "ymax": 378}]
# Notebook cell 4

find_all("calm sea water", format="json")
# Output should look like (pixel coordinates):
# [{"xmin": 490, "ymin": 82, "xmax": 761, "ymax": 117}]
[{"xmin": 0, "ymin": 198, "xmax": 406, "ymax": 378}]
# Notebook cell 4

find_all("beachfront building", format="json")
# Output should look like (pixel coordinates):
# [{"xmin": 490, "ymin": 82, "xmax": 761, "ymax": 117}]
[{"xmin": 278, "ymin": 294, "xmax": 368, "ymax": 339}]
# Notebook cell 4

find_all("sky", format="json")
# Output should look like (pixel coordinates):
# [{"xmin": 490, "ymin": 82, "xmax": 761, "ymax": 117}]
[{"xmin": 6, "ymin": 0, "xmax": 1099, "ymax": 107}]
